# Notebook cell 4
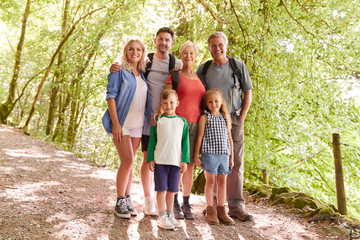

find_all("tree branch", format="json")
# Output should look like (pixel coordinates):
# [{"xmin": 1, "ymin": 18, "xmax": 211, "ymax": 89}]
[
  {"xmin": 229, "ymin": 0, "xmax": 247, "ymax": 40},
  {"xmin": 197, "ymin": 0, "xmax": 230, "ymax": 25},
  {"xmin": 280, "ymin": 0, "xmax": 316, "ymax": 38}
]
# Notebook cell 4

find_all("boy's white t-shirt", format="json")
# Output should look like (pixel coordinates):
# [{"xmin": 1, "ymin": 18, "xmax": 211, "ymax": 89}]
[{"xmin": 147, "ymin": 115, "xmax": 190, "ymax": 167}]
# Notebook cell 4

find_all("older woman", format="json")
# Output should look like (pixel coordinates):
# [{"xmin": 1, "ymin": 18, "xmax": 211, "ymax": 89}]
[
  {"xmin": 165, "ymin": 41, "xmax": 205, "ymax": 220},
  {"xmin": 102, "ymin": 37, "xmax": 151, "ymax": 219}
]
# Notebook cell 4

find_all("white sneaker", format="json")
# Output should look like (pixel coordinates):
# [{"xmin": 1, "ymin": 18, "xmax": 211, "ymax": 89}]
[
  {"xmin": 167, "ymin": 212, "xmax": 181, "ymax": 228},
  {"xmin": 157, "ymin": 214, "xmax": 175, "ymax": 230},
  {"xmin": 143, "ymin": 196, "xmax": 158, "ymax": 216}
]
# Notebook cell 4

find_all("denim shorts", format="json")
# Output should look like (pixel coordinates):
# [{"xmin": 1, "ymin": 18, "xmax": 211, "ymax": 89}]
[{"xmin": 201, "ymin": 153, "xmax": 232, "ymax": 175}]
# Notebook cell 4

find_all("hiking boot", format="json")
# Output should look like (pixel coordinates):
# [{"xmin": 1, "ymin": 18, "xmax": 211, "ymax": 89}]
[
  {"xmin": 217, "ymin": 206, "xmax": 235, "ymax": 225},
  {"xmin": 114, "ymin": 197, "xmax": 131, "ymax": 219},
  {"xmin": 205, "ymin": 206, "xmax": 219, "ymax": 225},
  {"xmin": 202, "ymin": 196, "xmax": 217, "ymax": 215},
  {"xmin": 173, "ymin": 199, "xmax": 184, "ymax": 219},
  {"xmin": 167, "ymin": 212, "xmax": 181, "ymax": 228},
  {"xmin": 143, "ymin": 196, "xmax": 157, "ymax": 216},
  {"xmin": 126, "ymin": 195, "xmax": 137, "ymax": 216},
  {"xmin": 229, "ymin": 210, "xmax": 254, "ymax": 222},
  {"xmin": 181, "ymin": 203, "xmax": 195, "ymax": 220},
  {"xmin": 157, "ymin": 214, "xmax": 175, "ymax": 230}
]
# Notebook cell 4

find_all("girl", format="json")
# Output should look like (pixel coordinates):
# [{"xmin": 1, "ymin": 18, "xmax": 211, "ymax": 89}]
[
  {"xmin": 194, "ymin": 88, "xmax": 234, "ymax": 225},
  {"xmin": 102, "ymin": 37, "xmax": 151, "ymax": 219}
]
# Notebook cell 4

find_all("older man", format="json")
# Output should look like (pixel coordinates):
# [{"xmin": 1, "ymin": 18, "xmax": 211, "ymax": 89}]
[{"xmin": 197, "ymin": 31, "xmax": 254, "ymax": 221}]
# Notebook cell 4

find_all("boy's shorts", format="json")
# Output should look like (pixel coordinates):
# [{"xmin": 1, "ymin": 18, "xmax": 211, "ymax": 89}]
[{"xmin": 154, "ymin": 164, "xmax": 180, "ymax": 192}]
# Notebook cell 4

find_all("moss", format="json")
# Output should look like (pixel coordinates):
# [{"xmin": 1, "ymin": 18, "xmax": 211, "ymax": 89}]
[
  {"xmin": 310, "ymin": 207, "xmax": 338, "ymax": 222},
  {"xmin": 292, "ymin": 198, "xmax": 318, "ymax": 210},
  {"xmin": 319, "ymin": 207, "xmax": 335, "ymax": 215},
  {"xmin": 293, "ymin": 198, "xmax": 308, "ymax": 209},
  {"xmin": 295, "ymin": 193, "xmax": 310, "ymax": 199},
  {"xmin": 284, "ymin": 197, "xmax": 294, "ymax": 207},
  {"xmin": 271, "ymin": 197, "xmax": 286, "ymax": 206},
  {"xmin": 329, "ymin": 204, "xmax": 338, "ymax": 213},
  {"xmin": 248, "ymin": 183, "xmax": 263, "ymax": 195},
  {"xmin": 272, "ymin": 186, "xmax": 291, "ymax": 196}
]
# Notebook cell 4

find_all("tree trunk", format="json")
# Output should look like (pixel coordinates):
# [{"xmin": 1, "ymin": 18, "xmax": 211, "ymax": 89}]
[
  {"xmin": 46, "ymin": 0, "xmax": 70, "ymax": 135},
  {"xmin": 0, "ymin": 0, "xmax": 31, "ymax": 123},
  {"xmin": 23, "ymin": 6, "xmax": 104, "ymax": 130}
]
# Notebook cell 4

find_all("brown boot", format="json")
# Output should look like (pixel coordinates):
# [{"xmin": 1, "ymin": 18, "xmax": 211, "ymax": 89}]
[
  {"xmin": 205, "ymin": 206, "xmax": 219, "ymax": 225},
  {"xmin": 217, "ymin": 206, "xmax": 235, "ymax": 225}
]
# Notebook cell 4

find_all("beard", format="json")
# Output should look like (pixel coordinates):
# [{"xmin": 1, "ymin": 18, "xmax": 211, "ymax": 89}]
[{"xmin": 157, "ymin": 45, "xmax": 169, "ymax": 54}]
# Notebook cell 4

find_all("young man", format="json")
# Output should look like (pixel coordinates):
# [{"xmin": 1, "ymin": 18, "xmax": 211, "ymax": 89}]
[
  {"xmin": 110, "ymin": 27, "xmax": 182, "ymax": 216},
  {"xmin": 196, "ymin": 31, "xmax": 254, "ymax": 222}
]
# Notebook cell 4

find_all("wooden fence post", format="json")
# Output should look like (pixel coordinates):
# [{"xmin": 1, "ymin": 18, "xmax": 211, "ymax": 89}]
[
  {"xmin": 332, "ymin": 133, "xmax": 347, "ymax": 215},
  {"xmin": 262, "ymin": 169, "xmax": 268, "ymax": 185}
]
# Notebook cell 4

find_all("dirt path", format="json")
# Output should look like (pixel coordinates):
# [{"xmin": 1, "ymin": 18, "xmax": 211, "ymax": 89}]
[{"xmin": 0, "ymin": 124, "xmax": 350, "ymax": 239}]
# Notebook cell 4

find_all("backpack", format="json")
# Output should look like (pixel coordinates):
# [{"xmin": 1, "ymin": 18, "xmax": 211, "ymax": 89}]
[
  {"xmin": 201, "ymin": 57, "xmax": 242, "ymax": 90},
  {"xmin": 170, "ymin": 70, "xmax": 206, "ymax": 91},
  {"xmin": 144, "ymin": 53, "xmax": 175, "ymax": 78}
]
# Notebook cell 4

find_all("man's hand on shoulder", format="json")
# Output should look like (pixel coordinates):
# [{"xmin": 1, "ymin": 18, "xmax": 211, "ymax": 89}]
[{"xmin": 109, "ymin": 62, "xmax": 121, "ymax": 73}]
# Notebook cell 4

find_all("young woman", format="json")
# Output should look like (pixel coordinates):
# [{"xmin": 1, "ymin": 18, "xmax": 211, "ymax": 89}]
[
  {"xmin": 102, "ymin": 37, "xmax": 151, "ymax": 219},
  {"xmin": 194, "ymin": 88, "xmax": 234, "ymax": 225}
]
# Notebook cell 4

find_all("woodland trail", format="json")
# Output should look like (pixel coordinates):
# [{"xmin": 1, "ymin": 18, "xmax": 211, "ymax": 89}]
[{"xmin": 0, "ymin": 124, "xmax": 351, "ymax": 239}]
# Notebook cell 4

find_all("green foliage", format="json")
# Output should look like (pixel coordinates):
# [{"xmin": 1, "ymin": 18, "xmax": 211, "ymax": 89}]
[{"xmin": 0, "ymin": 0, "xmax": 359, "ymax": 218}]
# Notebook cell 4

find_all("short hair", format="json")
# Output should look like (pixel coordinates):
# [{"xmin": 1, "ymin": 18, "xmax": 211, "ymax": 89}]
[
  {"xmin": 120, "ymin": 37, "xmax": 147, "ymax": 72},
  {"xmin": 160, "ymin": 89, "xmax": 178, "ymax": 101},
  {"xmin": 207, "ymin": 31, "xmax": 228, "ymax": 49},
  {"xmin": 156, "ymin": 27, "xmax": 174, "ymax": 40},
  {"xmin": 179, "ymin": 41, "xmax": 199, "ymax": 58}
]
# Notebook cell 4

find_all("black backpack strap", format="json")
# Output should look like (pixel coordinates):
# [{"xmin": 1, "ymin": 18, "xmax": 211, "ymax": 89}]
[
  {"xmin": 228, "ymin": 57, "xmax": 242, "ymax": 89},
  {"xmin": 199, "ymin": 60, "xmax": 212, "ymax": 87},
  {"xmin": 170, "ymin": 70, "xmax": 180, "ymax": 91},
  {"xmin": 144, "ymin": 53, "xmax": 155, "ymax": 78},
  {"xmin": 197, "ymin": 73, "xmax": 206, "ymax": 88},
  {"xmin": 169, "ymin": 54, "xmax": 175, "ymax": 72},
  {"xmin": 201, "ymin": 60, "xmax": 212, "ymax": 76}
]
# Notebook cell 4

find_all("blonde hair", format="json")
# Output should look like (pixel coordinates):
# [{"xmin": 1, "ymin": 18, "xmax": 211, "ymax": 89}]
[
  {"xmin": 120, "ymin": 37, "xmax": 147, "ymax": 73},
  {"xmin": 179, "ymin": 41, "xmax": 199, "ymax": 58},
  {"xmin": 160, "ymin": 89, "xmax": 178, "ymax": 101},
  {"xmin": 202, "ymin": 88, "xmax": 231, "ymax": 123},
  {"xmin": 207, "ymin": 31, "xmax": 228, "ymax": 49}
]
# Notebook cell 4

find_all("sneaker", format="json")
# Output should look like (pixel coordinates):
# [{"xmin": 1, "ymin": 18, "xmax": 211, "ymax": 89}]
[
  {"xmin": 173, "ymin": 200, "xmax": 184, "ymax": 219},
  {"xmin": 114, "ymin": 197, "xmax": 131, "ymax": 219},
  {"xmin": 143, "ymin": 196, "xmax": 157, "ymax": 216},
  {"xmin": 181, "ymin": 203, "xmax": 195, "ymax": 220},
  {"xmin": 229, "ymin": 210, "xmax": 254, "ymax": 222},
  {"xmin": 167, "ymin": 212, "xmax": 181, "ymax": 228},
  {"xmin": 126, "ymin": 195, "xmax": 137, "ymax": 216},
  {"xmin": 157, "ymin": 214, "xmax": 175, "ymax": 230}
]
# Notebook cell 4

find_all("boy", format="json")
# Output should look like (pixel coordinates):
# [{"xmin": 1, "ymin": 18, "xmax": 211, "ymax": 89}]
[{"xmin": 147, "ymin": 89, "xmax": 190, "ymax": 230}]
